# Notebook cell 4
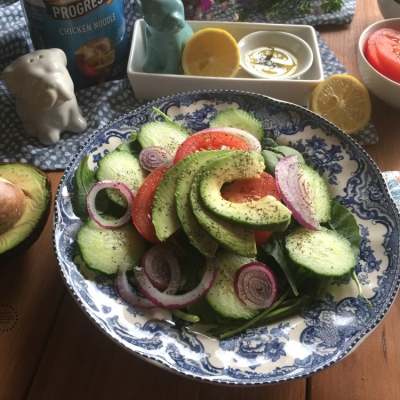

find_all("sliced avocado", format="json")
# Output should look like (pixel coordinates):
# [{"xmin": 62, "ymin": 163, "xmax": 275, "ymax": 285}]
[
  {"xmin": 152, "ymin": 157, "xmax": 185, "ymax": 242},
  {"xmin": 190, "ymin": 158, "xmax": 257, "ymax": 258},
  {"xmin": 0, "ymin": 163, "xmax": 51, "ymax": 261},
  {"xmin": 152, "ymin": 149, "xmax": 231, "ymax": 243},
  {"xmin": 174, "ymin": 150, "xmax": 233, "ymax": 257},
  {"xmin": 199, "ymin": 151, "xmax": 292, "ymax": 231},
  {"xmin": 138, "ymin": 121, "xmax": 189, "ymax": 155}
]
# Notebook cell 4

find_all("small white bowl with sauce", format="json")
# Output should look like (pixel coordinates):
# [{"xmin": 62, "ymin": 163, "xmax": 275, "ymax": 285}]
[{"xmin": 238, "ymin": 31, "xmax": 314, "ymax": 80}]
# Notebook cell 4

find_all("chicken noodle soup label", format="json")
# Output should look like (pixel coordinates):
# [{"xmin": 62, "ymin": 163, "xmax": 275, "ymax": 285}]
[{"xmin": 21, "ymin": 0, "xmax": 129, "ymax": 89}]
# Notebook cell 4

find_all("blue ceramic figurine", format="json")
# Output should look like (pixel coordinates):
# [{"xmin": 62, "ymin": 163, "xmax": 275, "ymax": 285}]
[{"xmin": 135, "ymin": 0, "xmax": 193, "ymax": 74}]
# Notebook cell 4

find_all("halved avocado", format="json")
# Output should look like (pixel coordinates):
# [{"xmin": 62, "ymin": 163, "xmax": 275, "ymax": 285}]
[{"xmin": 0, "ymin": 163, "xmax": 51, "ymax": 261}]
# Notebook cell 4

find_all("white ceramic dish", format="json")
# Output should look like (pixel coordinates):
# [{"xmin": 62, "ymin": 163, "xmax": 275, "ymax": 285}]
[
  {"xmin": 54, "ymin": 90, "xmax": 400, "ymax": 385},
  {"xmin": 127, "ymin": 20, "xmax": 324, "ymax": 106},
  {"xmin": 238, "ymin": 31, "xmax": 313, "ymax": 79},
  {"xmin": 357, "ymin": 18, "xmax": 400, "ymax": 109},
  {"xmin": 378, "ymin": 0, "xmax": 400, "ymax": 18}
]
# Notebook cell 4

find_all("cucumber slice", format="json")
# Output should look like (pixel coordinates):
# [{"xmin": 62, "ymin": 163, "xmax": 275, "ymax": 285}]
[
  {"xmin": 298, "ymin": 163, "xmax": 331, "ymax": 224},
  {"xmin": 205, "ymin": 250, "xmax": 258, "ymax": 320},
  {"xmin": 138, "ymin": 121, "xmax": 189, "ymax": 155},
  {"xmin": 209, "ymin": 109, "xmax": 264, "ymax": 141},
  {"xmin": 95, "ymin": 151, "xmax": 147, "ymax": 207},
  {"xmin": 77, "ymin": 219, "xmax": 147, "ymax": 275},
  {"xmin": 285, "ymin": 227, "xmax": 357, "ymax": 278}
]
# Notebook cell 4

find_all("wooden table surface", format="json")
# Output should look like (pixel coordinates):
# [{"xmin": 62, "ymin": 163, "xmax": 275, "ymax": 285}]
[{"xmin": 2, "ymin": 2, "xmax": 400, "ymax": 399}]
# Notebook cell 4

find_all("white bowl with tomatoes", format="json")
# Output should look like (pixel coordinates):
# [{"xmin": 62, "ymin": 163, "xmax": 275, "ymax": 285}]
[{"xmin": 358, "ymin": 18, "xmax": 400, "ymax": 109}]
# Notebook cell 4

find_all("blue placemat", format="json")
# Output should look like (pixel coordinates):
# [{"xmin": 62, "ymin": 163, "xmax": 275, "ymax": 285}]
[
  {"xmin": 383, "ymin": 172, "xmax": 400, "ymax": 211},
  {"xmin": 0, "ymin": 0, "xmax": 377, "ymax": 171}
]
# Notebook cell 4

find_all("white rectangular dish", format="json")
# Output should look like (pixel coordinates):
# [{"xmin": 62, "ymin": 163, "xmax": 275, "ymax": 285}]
[{"xmin": 127, "ymin": 19, "xmax": 324, "ymax": 106}]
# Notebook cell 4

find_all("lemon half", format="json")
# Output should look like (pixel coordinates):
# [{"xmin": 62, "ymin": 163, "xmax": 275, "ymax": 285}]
[
  {"xmin": 309, "ymin": 74, "xmax": 371, "ymax": 134},
  {"xmin": 182, "ymin": 28, "xmax": 240, "ymax": 78}
]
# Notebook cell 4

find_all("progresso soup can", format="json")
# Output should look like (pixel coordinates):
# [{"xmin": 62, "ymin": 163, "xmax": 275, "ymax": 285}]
[{"xmin": 21, "ymin": 0, "xmax": 129, "ymax": 89}]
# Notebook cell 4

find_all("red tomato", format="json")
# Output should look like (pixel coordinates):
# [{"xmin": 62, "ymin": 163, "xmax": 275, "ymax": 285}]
[
  {"xmin": 253, "ymin": 231, "xmax": 274, "ymax": 246},
  {"xmin": 375, "ymin": 29, "xmax": 400, "ymax": 83},
  {"xmin": 366, "ymin": 28, "xmax": 400, "ymax": 83},
  {"xmin": 132, "ymin": 165, "xmax": 169, "ymax": 244},
  {"xmin": 173, "ymin": 131, "xmax": 251, "ymax": 165},
  {"xmin": 221, "ymin": 172, "xmax": 281, "ymax": 246},
  {"xmin": 366, "ymin": 29, "xmax": 387, "ymax": 75}
]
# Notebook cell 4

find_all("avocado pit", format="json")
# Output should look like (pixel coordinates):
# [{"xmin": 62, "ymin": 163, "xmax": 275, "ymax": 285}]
[{"xmin": 0, "ymin": 178, "xmax": 27, "ymax": 235}]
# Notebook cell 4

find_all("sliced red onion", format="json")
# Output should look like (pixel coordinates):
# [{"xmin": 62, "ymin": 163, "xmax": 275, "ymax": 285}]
[
  {"xmin": 134, "ymin": 258, "xmax": 218, "ymax": 309},
  {"xmin": 115, "ymin": 270, "xmax": 174, "ymax": 321},
  {"xmin": 234, "ymin": 262, "xmax": 278, "ymax": 309},
  {"xmin": 139, "ymin": 146, "xmax": 173, "ymax": 171},
  {"xmin": 193, "ymin": 127, "xmax": 262, "ymax": 152},
  {"xmin": 87, "ymin": 180, "xmax": 134, "ymax": 229},
  {"xmin": 275, "ymin": 155, "xmax": 320, "ymax": 230},
  {"xmin": 115, "ymin": 249, "xmax": 181, "ymax": 310},
  {"xmin": 141, "ymin": 244, "xmax": 181, "ymax": 292},
  {"xmin": 115, "ymin": 269, "xmax": 156, "ymax": 309}
]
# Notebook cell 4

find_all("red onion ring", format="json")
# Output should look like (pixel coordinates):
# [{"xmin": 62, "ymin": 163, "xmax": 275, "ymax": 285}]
[
  {"xmin": 234, "ymin": 262, "xmax": 278, "ymax": 309},
  {"xmin": 141, "ymin": 244, "xmax": 181, "ymax": 292},
  {"xmin": 139, "ymin": 146, "xmax": 173, "ymax": 171},
  {"xmin": 275, "ymin": 155, "xmax": 320, "ymax": 231},
  {"xmin": 193, "ymin": 127, "xmax": 262, "ymax": 152},
  {"xmin": 115, "ymin": 247, "xmax": 181, "ymax": 310},
  {"xmin": 87, "ymin": 180, "xmax": 134, "ymax": 229},
  {"xmin": 134, "ymin": 258, "xmax": 218, "ymax": 309},
  {"xmin": 115, "ymin": 269, "xmax": 156, "ymax": 309}
]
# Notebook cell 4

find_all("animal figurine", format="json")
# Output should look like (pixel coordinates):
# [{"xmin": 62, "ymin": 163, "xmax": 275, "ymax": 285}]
[
  {"xmin": 2, "ymin": 48, "xmax": 87, "ymax": 146},
  {"xmin": 136, "ymin": 0, "xmax": 193, "ymax": 74}
]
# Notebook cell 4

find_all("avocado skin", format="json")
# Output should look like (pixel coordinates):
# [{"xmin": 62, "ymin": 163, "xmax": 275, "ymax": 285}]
[{"xmin": 0, "ymin": 163, "xmax": 51, "ymax": 262}]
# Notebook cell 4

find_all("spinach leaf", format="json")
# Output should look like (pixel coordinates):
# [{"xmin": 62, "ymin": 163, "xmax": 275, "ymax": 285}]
[
  {"xmin": 326, "ymin": 201, "xmax": 371, "ymax": 307},
  {"xmin": 327, "ymin": 200, "xmax": 361, "ymax": 257},
  {"xmin": 115, "ymin": 134, "xmax": 142, "ymax": 157},
  {"xmin": 263, "ymin": 232, "xmax": 299, "ymax": 296}
]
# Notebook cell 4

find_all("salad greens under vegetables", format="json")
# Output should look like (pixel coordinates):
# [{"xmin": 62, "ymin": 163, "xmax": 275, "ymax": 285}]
[{"xmin": 72, "ymin": 108, "xmax": 371, "ymax": 340}]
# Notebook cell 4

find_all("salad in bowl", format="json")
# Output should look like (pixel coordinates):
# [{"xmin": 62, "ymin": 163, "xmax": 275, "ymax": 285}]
[{"xmin": 54, "ymin": 90, "xmax": 400, "ymax": 384}]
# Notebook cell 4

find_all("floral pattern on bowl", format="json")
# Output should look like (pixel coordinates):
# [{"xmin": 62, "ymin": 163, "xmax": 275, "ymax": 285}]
[{"xmin": 54, "ymin": 90, "xmax": 400, "ymax": 385}]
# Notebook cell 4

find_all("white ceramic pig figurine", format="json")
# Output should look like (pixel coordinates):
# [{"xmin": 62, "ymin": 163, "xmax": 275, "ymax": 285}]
[{"xmin": 2, "ymin": 48, "xmax": 87, "ymax": 145}]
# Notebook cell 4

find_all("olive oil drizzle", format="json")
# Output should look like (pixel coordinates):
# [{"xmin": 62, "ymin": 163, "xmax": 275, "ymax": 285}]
[{"xmin": 245, "ymin": 46, "xmax": 298, "ymax": 77}]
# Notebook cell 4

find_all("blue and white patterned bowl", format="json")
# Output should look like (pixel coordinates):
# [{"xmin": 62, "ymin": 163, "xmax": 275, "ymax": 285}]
[{"xmin": 53, "ymin": 90, "xmax": 400, "ymax": 385}]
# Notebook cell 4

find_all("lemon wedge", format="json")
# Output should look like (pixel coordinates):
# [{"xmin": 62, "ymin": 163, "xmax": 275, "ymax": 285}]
[
  {"xmin": 182, "ymin": 28, "xmax": 240, "ymax": 78},
  {"xmin": 309, "ymin": 74, "xmax": 371, "ymax": 134}
]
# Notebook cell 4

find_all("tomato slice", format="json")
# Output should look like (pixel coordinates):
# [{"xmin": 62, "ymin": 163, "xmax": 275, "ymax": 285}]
[
  {"xmin": 221, "ymin": 171, "xmax": 281, "ymax": 246},
  {"xmin": 173, "ymin": 131, "xmax": 251, "ymax": 165},
  {"xmin": 375, "ymin": 28, "xmax": 400, "ymax": 83},
  {"xmin": 366, "ymin": 29, "xmax": 387, "ymax": 75},
  {"xmin": 132, "ymin": 165, "xmax": 169, "ymax": 244}
]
